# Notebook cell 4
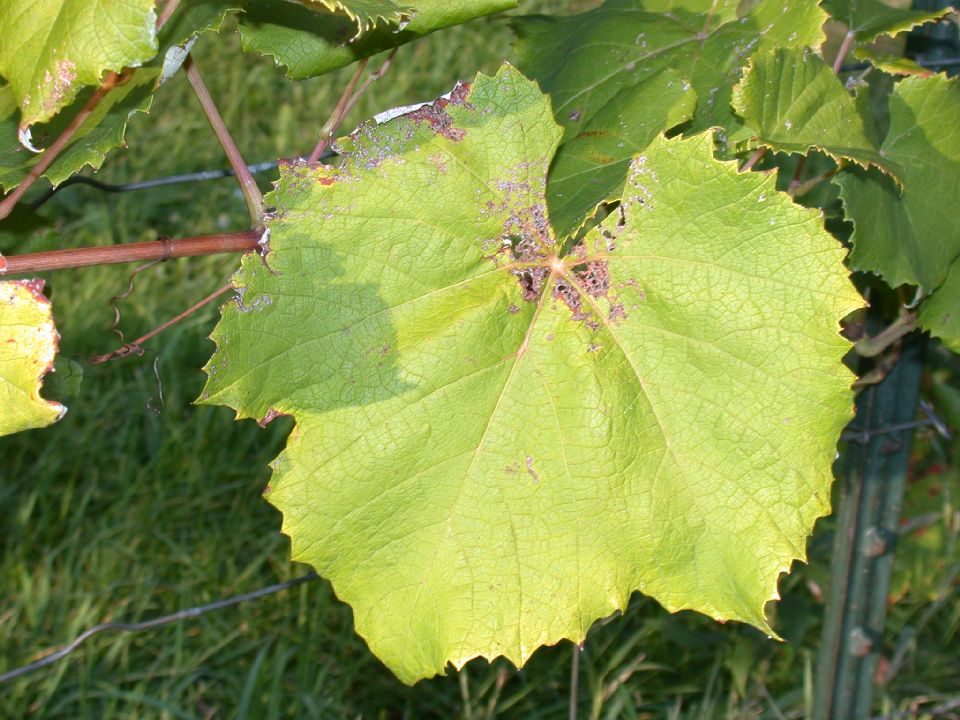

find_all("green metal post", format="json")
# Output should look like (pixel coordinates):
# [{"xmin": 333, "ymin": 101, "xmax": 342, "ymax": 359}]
[{"xmin": 814, "ymin": 334, "xmax": 926, "ymax": 720}]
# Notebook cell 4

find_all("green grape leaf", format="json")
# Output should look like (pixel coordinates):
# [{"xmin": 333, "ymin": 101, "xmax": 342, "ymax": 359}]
[
  {"xmin": 853, "ymin": 47, "xmax": 936, "ymax": 77},
  {"xmin": 310, "ymin": 0, "xmax": 413, "ymax": 31},
  {"xmin": 732, "ymin": 48, "xmax": 900, "ymax": 177},
  {"xmin": 512, "ymin": 0, "xmax": 826, "ymax": 142},
  {"xmin": 239, "ymin": 0, "xmax": 517, "ymax": 79},
  {"xmin": 547, "ymin": 68, "xmax": 695, "ymax": 240},
  {"xmin": 161, "ymin": 0, "xmax": 242, "ymax": 47},
  {"xmin": 202, "ymin": 65, "xmax": 859, "ymax": 683},
  {"xmin": 0, "ymin": 2, "xmax": 235, "ymax": 192},
  {"xmin": 0, "ymin": 0, "xmax": 158, "ymax": 130},
  {"xmin": 919, "ymin": 259, "xmax": 960, "ymax": 352},
  {"xmin": 821, "ymin": 0, "xmax": 954, "ymax": 43},
  {"xmin": 837, "ymin": 75, "xmax": 960, "ymax": 290},
  {"xmin": 157, "ymin": 0, "xmax": 243, "ymax": 84},
  {"xmin": 0, "ymin": 279, "xmax": 64, "ymax": 437},
  {"xmin": 0, "ymin": 87, "xmax": 24, "ymax": 191},
  {"xmin": 0, "ymin": 70, "xmax": 160, "ymax": 192}
]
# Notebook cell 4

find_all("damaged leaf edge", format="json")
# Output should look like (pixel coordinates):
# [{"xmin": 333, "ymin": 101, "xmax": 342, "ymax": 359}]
[{"xmin": 0, "ymin": 279, "xmax": 67, "ymax": 436}]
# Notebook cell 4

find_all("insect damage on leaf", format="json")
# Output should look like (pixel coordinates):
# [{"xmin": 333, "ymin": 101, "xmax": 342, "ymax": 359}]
[{"xmin": 404, "ymin": 81, "xmax": 472, "ymax": 140}]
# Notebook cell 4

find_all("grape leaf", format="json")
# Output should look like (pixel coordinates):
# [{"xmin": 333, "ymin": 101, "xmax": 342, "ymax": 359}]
[
  {"xmin": 0, "ymin": 0, "xmax": 157, "ymax": 130},
  {"xmin": 837, "ymin": 74, "xmax": 960, "ymax": 290},
  {"xmin": 161, "ymin": 0, "xmax": 242, "ymax": 47},
  {"xmin": 512, "ymin": 0, "xmax": 826, "ymax": 142},
  {"xmin": 0, "ymin": 70, "xmax": 161, "ymax": 192},
  {"xmin": 157, "ymin": 0, "xmax": 243, "ymax": 83},
  {"xmin": 0, "ymin": 279, "xmax": 64, "ymax": 437},
  {"xmin": 732, "ymin": 47, "xmax": 900, "ymax": 177},
  {"xmin": 919, "ymin": 259, "xmax": 960, "ymax": 352},
  {"xmin": 202, "ymin": 65, "xmax": 859, "ymax": 683},
  {"xmin": 239, "ymin": 0, "xmax": 517, "ymax": 79},
  {"xmin": 0, "ymin": 2, "xmax": 236, "ymax": 192},
  {"xmin": 853, "ymin": 47, "xmax": 937, "ymax": 77},
  {"xmin": 821, "ymin": 0, "xmax": 953, "ymax": 43},
  {"xmin": 0, "ymin": 87, "xmax": 24, "ymax": 191},
  {"xmin": 310, "ymin": 0, "xmax": 413, "ymax": 30},
  {"xmin": 547, "ymin": 68, "xmax": 695, "ymax": 239}
]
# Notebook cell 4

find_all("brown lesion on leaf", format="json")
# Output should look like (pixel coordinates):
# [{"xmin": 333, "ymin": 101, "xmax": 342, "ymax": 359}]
[
  {"xmin": 278, "ymin": 156, "xmax": 336, "ymax": 197},
  {"xmin": 552, "ymin": 276, "xmax": 588, "ymax": 322},
  {"xmin": 550, "ymin": 243, "xmax": 624, "ymax": 326},
  {"xmin": 258, "ymin": 408, "xmax": 290, "ymax": 428},
  {"xmin": 14, "ymin": 278, "xmax": 48, "ymax": 300},
  {"xmin": 516, "ymin": 266, "xmax": 549, "ymax": 302},
  {"xmin": 478, "ymin": 164, "xmax": 559, "ymax": 304},
  {"xmin": 406, "ymin": 81, "xmax": 473, "ymax": 141},
  {"xmin": 525, "ymin": 455, "xmax": 540, "ymax": 484},
  {"xmin": 39, "ymin": 60, "xmax": 78, "ymax": 120},
  {"xmin": 574, "ymin": 259, "xmax": 610, "ymax": 298}
]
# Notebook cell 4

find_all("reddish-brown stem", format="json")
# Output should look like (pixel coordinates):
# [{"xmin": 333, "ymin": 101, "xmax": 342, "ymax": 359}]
[
  {"xmin": 156, "ymin": 0, "xmax": 183, "ymax": 31},
  {"xmin": 183, "ymin": 57, "xmax": 264, "ymax": 228},
  {"xmin": 308, "ymin": 49, "xmax": 398, "ymax": 164},
  {"xmin": 0, "ymin": 72, "xmax": 126, "ymax": 221},
  {"xmin": 855, "ymin": 310, "xmax": 918, "ymax": 358},
  {"xmin": 91, "ymin": 283, "xmax": 232, "ymax": 364},
  {"xmin": 833, "ymin": 31, "xmax": 857, "ymax": 74},
  {"xmin": 0, "ymin": 231, "xmax": 260, "ymax": 274},
  {"xmin": 739, "ymin": 146, "xmax": 767, "ymax": 172},
  {"xmin": 788, "ymin": 154, "xmax": 807, "ymax": 194},
  {"xmin": 699, "ymin": 0, "xmax": 721, "ymax": 36},
  {"xmin": 309, "ymin": 58, "xmax": 369, "ymax": 164},
  {"xmin": 790, "ymin": 166, "xmax": 841, "ymax": 198},
  {"xmin": 341, "ymin": 49, "xmax": 398, "ymax": 125}
]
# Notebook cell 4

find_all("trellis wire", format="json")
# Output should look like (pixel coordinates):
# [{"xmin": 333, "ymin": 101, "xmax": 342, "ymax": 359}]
[
  {"xmin": 0, "ymin": 572, "xmax": 318, "ymax": 685},
  {"xmin": 26, "ymin": 149, "xmax": 336, "ymax": 210}
]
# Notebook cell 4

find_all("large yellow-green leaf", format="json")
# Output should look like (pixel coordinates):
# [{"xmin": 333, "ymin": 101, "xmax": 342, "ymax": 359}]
[
  {"xmin": 0, "ymin": 0, "xmax": 158, "ymax": 130},
  {"xmin": 202, "ymin": 65, "xmax": 859, "ymax": 683},
  {"xmin": 732, "ymin": 47, "xmax": 900, "ymax": 177},
  {"xmin": 838, "ymin": 74, "xmax": 960, "ymax": 291},
  {"xmin": 822, "ymin": 0, "xmax": 953, "ymax": 43},
  {"xmin": 239, "ymin": 0, "xmax": 517, "ymax": 79},
  {"xmin": 0, "ymin": 279, "xmax": 64, "ymax": 437},
  {"xmin": 512, "ymin": 0, "xmax": 826, "ymax": 141}
]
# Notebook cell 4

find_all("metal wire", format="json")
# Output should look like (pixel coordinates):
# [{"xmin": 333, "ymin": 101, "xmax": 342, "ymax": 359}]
[
  {"xmin": 839, "ymin": 55, "xmax": 960, "ymax": 72},
  {"xmin": 840, "ymin": 400, "xmax": 953, "ymax": 443},
  {"xmin": 0, "ymin": 572, "xmax": 319, "ymax": 685},
  {"xmin": 26, "ymin": 161, "xmax": 281, "ymax": 209},
  {"xmin": 26, "ymin": 148, "xmax": 335, "ymax": 209}
]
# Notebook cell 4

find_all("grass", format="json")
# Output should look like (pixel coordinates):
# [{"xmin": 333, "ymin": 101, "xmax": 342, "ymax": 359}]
[{"xmin": 2, "ymin": 4, "xmax": 960, "ymax": 718}]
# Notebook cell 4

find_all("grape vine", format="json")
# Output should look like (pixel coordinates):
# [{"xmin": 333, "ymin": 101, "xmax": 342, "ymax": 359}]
[{"xmin": 1, "ymin": 0, "xmax": 957, "ymax": 686}]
